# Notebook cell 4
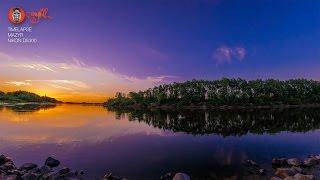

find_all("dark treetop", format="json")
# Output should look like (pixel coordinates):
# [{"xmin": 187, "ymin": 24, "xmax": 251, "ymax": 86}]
[{"xmin": 105, "ymin": 78, "xmax": 320, "ymax": 108}]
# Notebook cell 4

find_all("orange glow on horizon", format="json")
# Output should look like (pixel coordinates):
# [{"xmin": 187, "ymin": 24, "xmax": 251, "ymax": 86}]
[{"xmin": 0, "ymin": 87, "xmax": 112, "ymax": 103}]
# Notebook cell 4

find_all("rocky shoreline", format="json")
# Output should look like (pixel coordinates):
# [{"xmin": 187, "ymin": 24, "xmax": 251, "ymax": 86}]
[
  {"xmin": 2, "ymin": 153, "xmax": 319, "ymax": 180},
  {"xmin": 244, "ymin": 155, "xmax": 320, "ymax": 180},
  {"xmin": 0, "ymin": 155, "xmax": 191, "ymax": 180},
  {"xmin": 0, "ymin": 155, "xmax": 85, "ymax": 180}
]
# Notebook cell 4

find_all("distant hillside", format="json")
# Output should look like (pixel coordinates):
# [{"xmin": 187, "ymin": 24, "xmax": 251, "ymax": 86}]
[
  {"xmin": 105, "ymin": 78, "xmax": 320, "ymax": 108},
  {"xmin": 0, "ymin": 90, "xmax": 60, "ymax": 103}
]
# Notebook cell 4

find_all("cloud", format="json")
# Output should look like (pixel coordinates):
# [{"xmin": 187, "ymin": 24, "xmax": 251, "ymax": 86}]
[
  {"xmin": 5, "ymin": 81, "xmax": 31, "ymax": 86},
  {"xmin": 233, "ymin": 47, "xmax": 246, "ymax": 61},
  {"xmin": 213, "ymin": 46, "xmax": 247, "ymax": 64},
  {"xmin": 0, "ymin": 53, "xmax": 178, "ymax": 102},
  {"xmin": 12, "ymin": 63, "xmax": 57, "ymax": 72},
  {"xmin": 26, "ymin": 80, "xmax": 90, "ymax": 90},
  {"xmin": 146, "ymin": 75, "xmax": 178, "ymax": 84}
]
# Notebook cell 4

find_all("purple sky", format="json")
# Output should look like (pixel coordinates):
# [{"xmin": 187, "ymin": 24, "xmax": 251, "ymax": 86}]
[{"xmin": 0, "ymin": 0, "xmax": 320, "ymax": 101}]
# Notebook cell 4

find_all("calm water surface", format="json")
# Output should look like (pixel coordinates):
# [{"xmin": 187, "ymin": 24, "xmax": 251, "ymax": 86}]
[{"xmin": 0, "ymin": 104, "xmax": 320, "ymax": 179}]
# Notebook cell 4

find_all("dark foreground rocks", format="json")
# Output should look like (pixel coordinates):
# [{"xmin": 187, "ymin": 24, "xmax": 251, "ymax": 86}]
[
  {"xmin": 0, "ymin": 155, "xmax": 84, "ymax": 180},
  {"xmin": 103, "ymin": 172, "xmax": 190, "ymax": 180},
  {"xmin": 245, "ymin": 154, "xmax": 320, "ymax": 180},
  {"xmin": 270, "ymin": 155, "xmax": 320, "ymax": 179}
]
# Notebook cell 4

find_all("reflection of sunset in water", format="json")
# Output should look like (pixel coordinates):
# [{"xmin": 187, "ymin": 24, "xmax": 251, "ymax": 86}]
[
  {"xmin": 1, "ymin": 105, "xmax": 320, "ymax": 179},
  {"xmin": 0, "ymin": 104, "xmax": 164, "ymax": 144}
]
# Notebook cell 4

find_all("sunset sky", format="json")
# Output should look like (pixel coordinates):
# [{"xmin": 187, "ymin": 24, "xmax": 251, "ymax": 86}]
[{"xmin": 0, "ymin": 0, "xmax": 320, "ymax": 102}]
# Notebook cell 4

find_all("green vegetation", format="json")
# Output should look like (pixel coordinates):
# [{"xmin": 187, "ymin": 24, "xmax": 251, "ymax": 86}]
[
  {"xmin": 0, "ymin": 90, "xmax": 59, "ymax": 103},
  {"xmin": 105, "ymin": 78, "xmax": 320, "ymax": 108}
]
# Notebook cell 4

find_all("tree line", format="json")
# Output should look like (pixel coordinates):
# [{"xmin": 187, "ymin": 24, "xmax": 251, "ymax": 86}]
[
  {"xmin": 105, "ymin": 78, "xmax": 320, "ymax": 108},
  {"xmin": 0, "ymin": 90, "xmax": 59, "ymax": 103}
]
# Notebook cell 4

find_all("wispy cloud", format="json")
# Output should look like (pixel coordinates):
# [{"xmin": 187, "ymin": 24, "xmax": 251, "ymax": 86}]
[
  {"xmin": 5, "ymin": 81, "xmax": 31, "ymax": 86},
  {"xmin": 0, "ymin": 53, "xmax": 178, "ymax": 102},
  {"xmin": 213, "ymin": 46, "xmax": 247, "ymax": 64},
  {"xmin": 12, "ymin": 63, "xmax": 57, "ymax": 72},
  {"xmin": 26, "ymin": 80, "xmax": 90, "ymax": 89}
]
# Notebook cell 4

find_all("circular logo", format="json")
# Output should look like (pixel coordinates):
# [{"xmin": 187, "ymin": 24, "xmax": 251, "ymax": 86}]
[{"xmin": 8, "ymin": 7, "xmax": 26, "ymax": 24}]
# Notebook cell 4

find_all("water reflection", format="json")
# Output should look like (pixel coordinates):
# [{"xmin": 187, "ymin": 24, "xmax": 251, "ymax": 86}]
[
  {"xmin": 0, "ymin": 103, "xmax": 56, "ymax": 112},
  {"xmin": 111, "ymin": 108, "xmax": 320, "ymax": 136},
  {"xmin": 1, "ymin": 105, "xmax": 320, "ymax": 179}
]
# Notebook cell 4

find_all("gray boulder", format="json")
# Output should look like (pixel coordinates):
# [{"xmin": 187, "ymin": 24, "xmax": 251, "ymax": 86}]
[{"xmin": 172, "ymin": 173, "xmax": 190, "ymax": 180}]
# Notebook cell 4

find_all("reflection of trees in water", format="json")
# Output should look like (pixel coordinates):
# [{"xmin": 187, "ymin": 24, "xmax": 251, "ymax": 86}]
[
  {"xmin": 111, "ymin": 108, "xmax": 320, "ymax": 136},
  {"xmin": 2, "ymin": 104, "xmax": 56, "ymax": 112}
]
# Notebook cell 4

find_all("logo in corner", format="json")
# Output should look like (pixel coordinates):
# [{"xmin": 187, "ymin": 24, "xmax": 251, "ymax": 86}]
[{"xmin": 8, "ymin": 7, "xmax": 26, "ymax": 24}]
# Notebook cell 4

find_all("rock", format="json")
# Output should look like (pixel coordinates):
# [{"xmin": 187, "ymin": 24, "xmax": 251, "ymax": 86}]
[
  {"xmin": 272, "ymin": 158, "xmax": 287, "ymax": 166},
  {"xmin": 39, "ymin": 165, "xmax": 51, "ymax": 174},
  {"xmin": 45, "ymin": 157, "xmax": 60, "ymax": 168},
  {"xmin": 160, "ymin": 172, "xmax": 172, "ymax": 180},
  {"xmin": 2, "ymin": 174, "xmax": 17, "ymax": 180},
  {"xmin": 275, "ymin": 168, "xmax": 296, "ymax": 178},
  {"xmin": 3, "ymin": 162, "xmax": 16, "ymax": 170},
  {"xmin": 308, "ymin": 154, "xmax": 320, "ymax": 160},
  {"xmin": 291, "ymin": 166, "xmax": 303, "ymax": 174},
  {"xmin": 59, "ymin": 167, "xmax": 70, "ymax": 175},
  {"xmin": 172, "ymin": 173, "xmax": 191, "ymax": 180},
  {"xmin": 42, "ymin": 171, "xmax": 59, "ymax": 179},
  {"xmin": 0, "ymin": 155, "xmax": 12, "ymax": 163},
  {"xmin": 63, "ymin": 171, "xmax": 78, "ymax": 178},
  {"xmin": 224, "ymin": 176, "xmax": 238, "ymax": 180},
  {"xmin": 0, "ymin": 155, "xmax": 5, "ymax": 164},
  {"xmin": 28, "ymin": 167, "xmax": 40, "ymax": 174},
  {"xmin": 258, "ymin": 168, "xmax": 266, "ymax": 175},
  {"xmin": 303, "ymin": 158, "xmax": 318, "ymax": 167},
  {"xmin": 6, "ymin": 169, "xmax": 25, "ymax": 176},
  {"xmin": 246, "ymin": 160, "xmax": 258, "ymax": 166},
  {"xmin": 20, "ymin": 163, "xmax": 37, "ymax": 171},
  {"xmin": 292, "ymin": 173, "xmax": 315, "ymax": 180},
  {"xmin": 103, "ymin": 172, "xmax": 112, "ymax": 179},
  {"xmin": 270, "ymin": 177, "xmax": 282, "ymax": 180},
  {"xmin": 21, "ymin": 172, "xmax": 39, "ymax": 180},
  {"xmin": 287, "ymin": 158, "xmax": 302, "ymax": 166}
]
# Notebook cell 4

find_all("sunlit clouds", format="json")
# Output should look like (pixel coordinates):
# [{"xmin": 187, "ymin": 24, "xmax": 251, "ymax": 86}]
[
  {"xmin": 5, "ymin": 81, "xmax": 32, "ymax": 86},
  {"xmin": 0, "ymin": 52, "xmax": 177, "ymax": 102}
]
